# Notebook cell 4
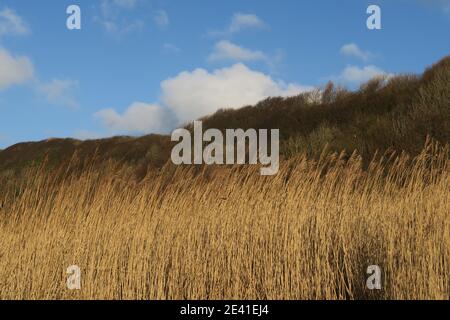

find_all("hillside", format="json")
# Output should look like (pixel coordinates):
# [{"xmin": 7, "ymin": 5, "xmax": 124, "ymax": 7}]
[
  {"xmin": 1, "ymin": 56, "xmax": 449, "ymax": 177},
  {"xmin": 0, "ymin": 57, "xmax": 449, "ymax": 301}
]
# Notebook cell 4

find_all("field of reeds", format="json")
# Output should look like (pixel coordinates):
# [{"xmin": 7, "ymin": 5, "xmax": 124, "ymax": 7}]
[{"xmin": 0, "ymin": 141, "xmax": 448, "ymax": 300}]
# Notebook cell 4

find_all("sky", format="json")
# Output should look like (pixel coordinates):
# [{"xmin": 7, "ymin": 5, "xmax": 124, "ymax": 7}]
[{"xmin": 0, "ymin": 0, "xmax": 449, "ymax": 148}]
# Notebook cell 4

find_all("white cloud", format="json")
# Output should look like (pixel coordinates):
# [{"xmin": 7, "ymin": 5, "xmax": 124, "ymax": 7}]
[
  {"xmin": 0, "ymin": 47, "xmax": 34, "ymax": 90},
  {"xmin": 95, "ymin": 102, "xmax": 173, "ymax": 134},
  {"xmin": 229, "ymin": 13, "xmax": 265, "ymax": 32},
  {"xmin": 333, "ymin": 65, "xmax": 392, "ymax": 85},
  {"xmin": 161, "ymin": 63, "xmax": 312, "ymax": 123},
  {"xmin": 340, "ymin": 43, "xmax": 373, "ymax": 62},
  {"xmin": 94, "ymin": 64, "xmax": 312, "ymax": 134},
  {"xmin": 0, "ymin": 8, "xmax": 29, "ymax": 37},
  {"xmin": 154, "ymin": 10, "xmax": 169, "ymax": 29},
  {"xmin": 208, "ymin": 40, "xmax": 267, "ymax": 63},
  {"xmin": 210, "ymin": 13, "xmax": 266, "ymax": 36},
  {"xmin": 97, "ymin": 0, "xmax": 144, "ymax": 35},
  {"xmin": 37, "ymin": 79, "xmax": 79, "ymax": 108}
]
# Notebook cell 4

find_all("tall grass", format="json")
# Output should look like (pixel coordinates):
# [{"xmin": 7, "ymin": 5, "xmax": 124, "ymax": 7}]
[{"xmin": 0, "ymin": 141, "xmax": 448, "ymax": 300}]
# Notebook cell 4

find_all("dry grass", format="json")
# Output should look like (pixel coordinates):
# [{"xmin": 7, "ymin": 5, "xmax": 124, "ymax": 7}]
[{"xmin": 0, "ymin": 142, "xmax": 448, "ymax": 300}]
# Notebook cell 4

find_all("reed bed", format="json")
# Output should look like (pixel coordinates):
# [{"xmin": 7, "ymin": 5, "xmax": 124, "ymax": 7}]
[{"xmin": 0, "ymin": 142, "xmax": 448, "ymax": 300}]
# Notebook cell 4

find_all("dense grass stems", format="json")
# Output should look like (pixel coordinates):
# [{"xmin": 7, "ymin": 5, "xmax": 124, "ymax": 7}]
[{"xmin": 0, "ymin": 142, "xmax": 448, "ymax": 300}]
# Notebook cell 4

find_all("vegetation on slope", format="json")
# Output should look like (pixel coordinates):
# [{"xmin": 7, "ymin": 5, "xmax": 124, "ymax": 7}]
[
  {"xmin": 200, "ymin": 56, "xmax": 450, "ymax": 160},
  {"xmin": 0, "ymin": 56, "xmax": 449, "ymax": 177}
]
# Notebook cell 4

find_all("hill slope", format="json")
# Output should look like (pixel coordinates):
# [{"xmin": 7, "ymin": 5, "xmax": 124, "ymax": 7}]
[{"xmin": 1, "ymin": 56, "xmax": 449, "ymax": 176}]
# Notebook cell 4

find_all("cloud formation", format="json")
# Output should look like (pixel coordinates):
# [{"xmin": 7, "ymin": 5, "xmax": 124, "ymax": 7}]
[
  {"xmin": 0, "ymin": 8, "xmax": 29, "ymax": 37},
  {"xmin": 37, "ymin": 79, "xmax": 79, "ymax": 108},
  {"xmin": 95, "ymin": 102, "xmax": 174, "ymax": 135},
  {"xmin": 332, "ymin": 65, "xmax": 391, "ymax": 85},
  {"xmin": 0, "ymin": 47, "xmax": 34, "ymax": 90},
  {"xmin": 210, "ymin": 13, "xmax": 266, "ymax": 36},
  {"xmin": 340, "ymin": 43, "xmax": 373, "ymax": 62},
  {"xmin": 0, "ymin": 10, "xmax": 79, "ymax": 105},
  {"xmin": 161, "ymin": 63, "xmax": 311, "ymax": 124},
  {"xmin": 94, "ymin": 64, "xmax": 312, "ymax": 134},
  {"xmin": 228, "ymin": 13, "xmax": 266, "ymax": 33},
  {"xmin": 97, "ymin": 0, "xmax": 144, "ymax": 35},
  {"xmin": 208, "ymin": 40, "xmax": 267, "ymax": 63}
]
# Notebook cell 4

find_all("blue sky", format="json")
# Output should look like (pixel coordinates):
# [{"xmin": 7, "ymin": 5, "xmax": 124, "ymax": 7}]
[{"xmin": 0, "ymin": 0, "xmax": 449, "ymax": 148}]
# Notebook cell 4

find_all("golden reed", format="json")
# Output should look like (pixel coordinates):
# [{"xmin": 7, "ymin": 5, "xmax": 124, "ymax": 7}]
[{"xmin": 0, "ymin": 141, "xmax": 448, "ymax": 300}]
